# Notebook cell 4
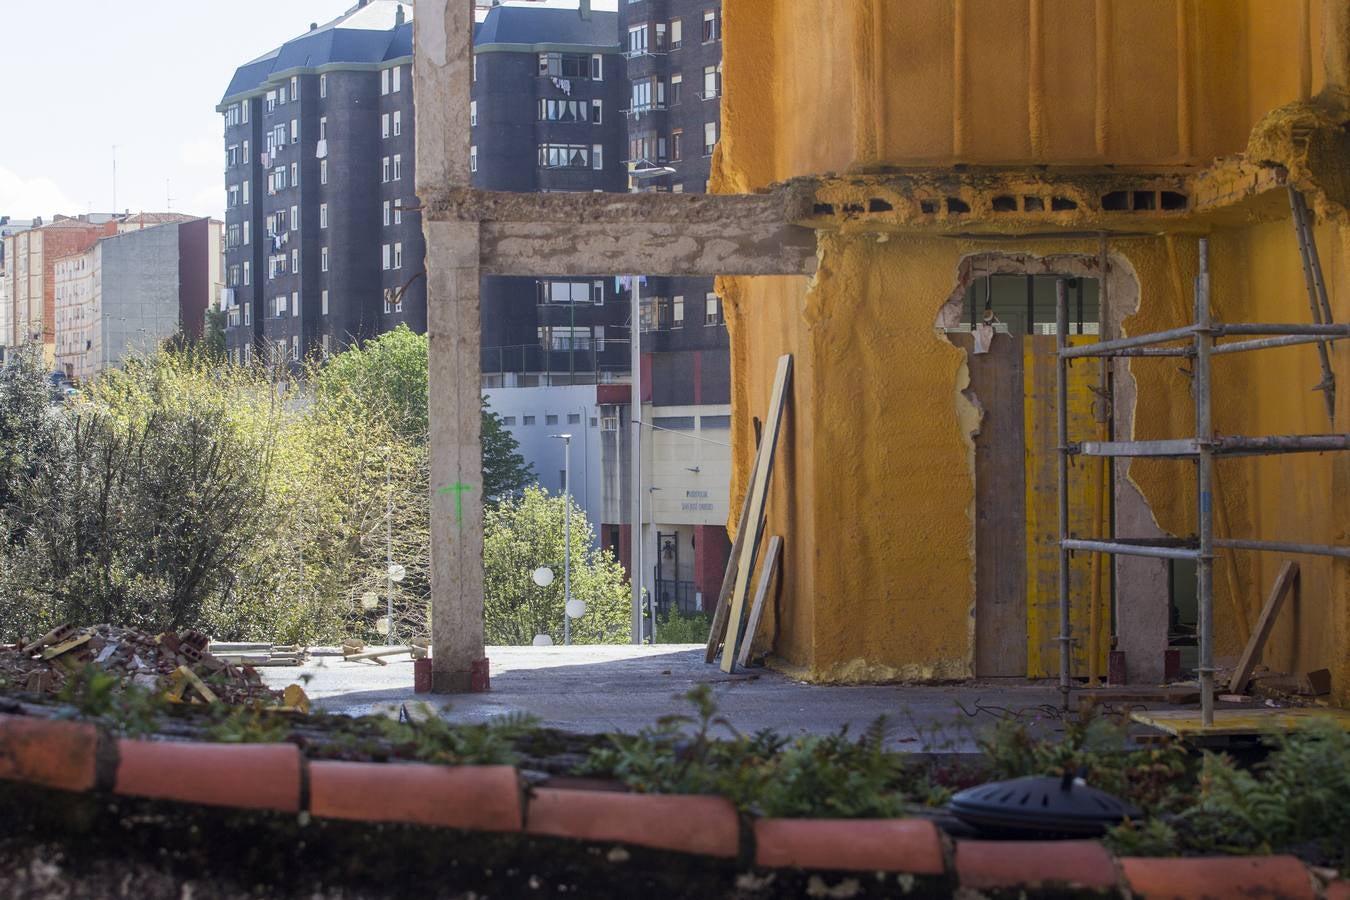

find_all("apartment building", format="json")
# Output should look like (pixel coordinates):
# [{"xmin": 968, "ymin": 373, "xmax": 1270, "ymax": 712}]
[
  {"xmin": 603, "ymin": 0, "xmax": 730, "ymax": 619},
  {"xmin": 0, "ymin": 217, "xmax": 36, "ymax": 365},
  {"xmin": 52, "ymin": 218, "xmax": 221, "ymax": 382},
  {"xmin": 217, "ymin": 0, "xmax": 423, "ymax": 366}
]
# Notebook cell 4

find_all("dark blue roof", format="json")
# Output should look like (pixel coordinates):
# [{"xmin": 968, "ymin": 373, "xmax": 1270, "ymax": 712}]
[
  {"xmin": 475, "ymin": 7, "xmax": 617, "ymax": 48},
  {"xmin": 221, "ymin": 4, "xmax": 615, "ymax": 106}
]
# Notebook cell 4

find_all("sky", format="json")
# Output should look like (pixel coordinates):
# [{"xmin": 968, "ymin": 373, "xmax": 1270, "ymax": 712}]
[{"xmin": 0, "ymin": 0, "xmax": 619, "ymax": 225}]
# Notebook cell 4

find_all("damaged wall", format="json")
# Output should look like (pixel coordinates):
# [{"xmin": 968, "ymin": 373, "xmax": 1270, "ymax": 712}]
[{"xmin": 715, "ymin": 0, "xmax": 1349, "ymax": 698}]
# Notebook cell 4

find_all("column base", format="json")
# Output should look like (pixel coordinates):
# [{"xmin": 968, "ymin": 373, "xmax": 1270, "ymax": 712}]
[{"xmin": 431, "ymin": 658, "xmax": 490, "ymax": 694}]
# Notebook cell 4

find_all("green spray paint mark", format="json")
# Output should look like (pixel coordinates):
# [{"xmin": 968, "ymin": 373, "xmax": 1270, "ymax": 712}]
[{"xmin": 437, "ymin": 482, "xmax": 474, "ymax": 526}]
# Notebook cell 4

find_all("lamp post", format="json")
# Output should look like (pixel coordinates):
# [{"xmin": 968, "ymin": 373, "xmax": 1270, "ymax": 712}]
[{"xmin": 551, "ymin": 433, "xmax": 573, "ymax": 645}]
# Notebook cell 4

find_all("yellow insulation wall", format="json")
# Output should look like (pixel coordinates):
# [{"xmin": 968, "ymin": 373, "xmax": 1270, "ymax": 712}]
[{"xmin": 716, "ymin": 0, "xmax": 1349, "ymax": 699}]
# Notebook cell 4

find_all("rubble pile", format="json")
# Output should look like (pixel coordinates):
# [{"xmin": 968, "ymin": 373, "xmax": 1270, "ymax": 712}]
[{"xmin": 1, "ymin": 624, "xmax": 283, "ymax": 705}]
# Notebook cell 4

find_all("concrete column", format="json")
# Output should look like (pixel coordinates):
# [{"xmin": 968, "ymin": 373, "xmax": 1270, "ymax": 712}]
[{"xmin": 416, "ymin": 1, "xmax": 485, "ymax": 691}]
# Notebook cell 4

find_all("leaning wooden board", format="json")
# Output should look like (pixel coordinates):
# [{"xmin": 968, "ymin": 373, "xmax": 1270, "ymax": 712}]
[
  {"xmin": 704, "ymin": 451, "xmax": 762, "ymax": 663},
  {"xmin": 721, "ymin": 354, "xmax": 793, "ymax": 673},
  {"xmin": 737, "ymin": 535, "xmax": 783, "ymax": 668}
]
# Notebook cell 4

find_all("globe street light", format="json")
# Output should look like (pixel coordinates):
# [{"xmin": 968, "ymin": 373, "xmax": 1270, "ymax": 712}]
[{"xmin": 550, "ymin": 433, "xmax": 574, "ymax": 645}]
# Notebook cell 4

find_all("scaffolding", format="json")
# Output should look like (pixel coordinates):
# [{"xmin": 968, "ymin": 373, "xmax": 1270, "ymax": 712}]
[{"xmin": 1055, "ymin": 229, "xmax": 1349, "ymax": 726}]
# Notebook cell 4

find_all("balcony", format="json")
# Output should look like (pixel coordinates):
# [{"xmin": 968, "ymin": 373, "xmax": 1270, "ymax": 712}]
[{"xmin": 480, "ymin": 340, "xmax": 630, "ymax": 387}]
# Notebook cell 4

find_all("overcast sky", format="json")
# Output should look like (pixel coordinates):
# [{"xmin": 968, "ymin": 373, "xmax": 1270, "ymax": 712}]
[{"xmin": 0, "ymin": 0, "xmax": 618, "ymax": 225}]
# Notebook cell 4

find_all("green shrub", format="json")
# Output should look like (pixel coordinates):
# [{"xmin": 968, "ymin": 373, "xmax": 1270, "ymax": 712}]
[{"xmin": 654, "ymin": 609, "xmax": 711, "ymax": 644}]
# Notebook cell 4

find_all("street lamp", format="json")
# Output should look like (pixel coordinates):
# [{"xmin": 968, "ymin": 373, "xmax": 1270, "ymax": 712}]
[{"xmin": 550, "ymin": 433, "xmax": 574, "ymax": 645}]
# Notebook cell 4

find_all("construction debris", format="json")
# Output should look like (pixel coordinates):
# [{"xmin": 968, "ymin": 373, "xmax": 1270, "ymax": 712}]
[
  {"xmin": 1, "ymin": 624, "xmax": 283, "ymax": 705},
  {"xmin": 342, "ymin": 641, "xmax": 429, "ymax": 666}
]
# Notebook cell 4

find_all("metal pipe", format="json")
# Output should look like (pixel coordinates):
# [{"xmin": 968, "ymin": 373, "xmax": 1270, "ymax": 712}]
[
  {"xmin": 630, "ymin": 276, "xmax": 644, "ymax": 643},
  {"xmin": 1213, "ymin": 333, "xmax": 1347, "ymax": 355},
  {"xmin": 1056, "ymin": 279, "xmax": 1072, "ymax": 711},
  {"xmin": 1288, "ymin": 186, "xmax": 1337, "ymax": 423},
  {"xmin": 1214, "ymin": 434, "xmax": 1350, "ymax": 455},
  {"xmin": 1060, "ymin": 324, "xmax": 1198, "ymax": 358},
  {"xmin": 1089, "ymin": 237, "xmax": 1111, "ymax": 689},
  {"xmin": 1215, "ymin": 538, "xmax": 1350, "ymax": 560},
  {"xmin": 1212, "ymin": 323, "xmax": 1349, "ymax": 337},
  {"xmin": 1195, "ymin": 238, "xmax": 1215, "ymax": 728},
  {"xmin": 1062, "ymin": 539, "xmax": 1204, "ymax": 561},
  {"xmin": 1079, "ymin": 346, "xmax": 1193, "ymax": 358}
]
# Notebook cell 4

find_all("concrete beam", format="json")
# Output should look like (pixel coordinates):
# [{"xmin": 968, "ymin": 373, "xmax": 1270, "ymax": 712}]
[{"xmin": 416, "ymin": 1, "xmax": 486, "ymax": 692}]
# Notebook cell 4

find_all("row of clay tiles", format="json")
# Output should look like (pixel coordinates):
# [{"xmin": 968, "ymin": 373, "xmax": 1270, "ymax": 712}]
[{"xmin": 1, "ymin": 713, "xmax": 1345, "ymax": 899}]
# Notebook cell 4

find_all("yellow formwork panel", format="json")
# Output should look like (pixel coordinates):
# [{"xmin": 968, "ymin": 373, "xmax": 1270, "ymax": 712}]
[
  {"xmin": 1025, "ymin": 335, "xmax": 1108, "ymax": 679},
  {"xmin": 1131, "ymin": 707, "xmax": 1350, "ymax": 739}
]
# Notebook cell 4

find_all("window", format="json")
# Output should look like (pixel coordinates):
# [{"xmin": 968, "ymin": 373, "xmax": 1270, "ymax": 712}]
[
  {"xmin": 322, "ymin": 333, "xmax": 330, "ymax": 358},
  {"xmin": 539, "ymin": 281, "xmax": 594, "ymax": 304},
  {"xmin": 546, "ymin": 414, "xmax": 559, "ymax": 425},
  {"xmin": 392, "ymin": 154, "xmax": 401, "ymax": 180},
  {"xmin": 319, "ymin": 116, "xmax": 327, "ymax": 140},
  {"xmin": 383, "ymin": 200, "xmax": 391, "ymax": 227},
  {"xmin": 383, "ymin": 290, "xmax": 392, "ymax": 314},
  {"xmin": 393, "ymin": 199, "xmax": 403, "ymax": 224},
  {"xmin": 538, "ymin": 52, "xmax": 596, "ymax": 79},
  {"xmin": 290, "ymin": 162, "xmax": 298, "ymax": 186},
  {"xmin": 470, "ymin": 145, "xmax": 478, "ymax": 173},
  {"xmin": 242, "ymin": 180, "xmax": 250, "ymax": 205},
  {"xmin": 321, "ymin": 247, "xmax": 329, "ymax": 272},
  {"xmin": 275, "ymin": 295, "xmax": 287, "ymax": 317},
  {"xmin": 279, "ymin": 85, "xmax": 287, "ymax": 105},
  {"xmin": 381, "ymin": 68, "xmax": 391, "ymax": 95},
  {"xmin": 320, "ymin": 159, "xmax": 328, "ymax": 184},
  {"xmin": 537, "ymin": 326, "xmax": 593, "ymax": 351},
  {"xmin": 273, "ymin": 124, "xmax": 286, "ymax": 147},
  {"xmin": 382, "ymin": 113, "xmax": 390, "ymax": 139},
  {"xmin": 522, "ymin": 416, "xmax": 536, "ymax": 426},
  {"xmin": 226, "ymin": 144, "xmax": 239, "ymax": 167},
  {"xmin": 567, "ymin": 413, "xmax": 581, "ymax": 425},
  {"xmin": 673, "ymin": 295, "xmax": 684, "ymax": 327},
  {"xmin": 670, "ymin": 73, "xmax": 682, "ymax": 105},
  {"xmin": 472, "ymin": 53, "xmax": 478, "ymax": 82},
  {"xmin": 628, "ymin": 24, "xmax": 648, "ymax": 55},
  {"xmin": 228, "ymin": 264, "xmax": 241, "ymax": 287},
  {"xmin": 319, "ymin": 73, "xmax": 327, "ymax": 98},
  {"xmin": 382, "ymin": 244, "xmax": 391, "ymax": 270},
  {"xmin": 291, "ymin": 291, "xmax": 299, "ymax": 317},
  {"xmin": 671, "ymin": 18, "xmax": 683, "ymax": 49},
  {"xmin": 704, "ymin": 120, "xmax": 718, "ymax": 155},
  {"xmin": 289, "ymin": 205, "xmax": 299, "ymax": 230},
  {"xmin": 592, "ymin": 99, "xmax": 603, "ymax": 123},
  {"xmin": 392, "ymin": 65, "xmax": 401, "ymax": 92},
  {"xmin": 290, "ymin": 76, "xmax": 298, "ymax": 100},
  {"xmin": 382, "ymin": 156, "xmax": 391, "ymax": 182},
  {"xmin": 292, "ymin": 335, "xmax": 300, "ymax": 359},
  {"xmin": 292, "ymin": 248, "xmax": 300, "ymax": 273},
  {"xmin": 266, "ymin": 90, "xmax": 276, "ymax": 112},
  {"xmin": 655, "ymin": 22, "xmax": 667, "ymax": 51},
  {"xmin": 227, "ymin": 184, "xmax": 240, "ymax": 208},
  {"xmin": 244, "ymin": 304, "xmax": 251, "ymax": 325},
  {"xmin": 290, "ymin": 118, "xmax": 298, "ymax": 143},
  {"xmin": 705, "ymin": 292, "xmax": 723, "ymax": 325},
  {"xmin": 592, "ymin": 144, "xmax": 603, "ymax": 170},
  {"xmin": 393, "ymin": 242, "xmax": 403, "ymax": 269},
  {"xmin": 538, "ymin": 99, "xmax": 591, "ymax": 122},
  {"xmin": 241, "ymin": 101, "xmax": 248, "ymax": 124},
  {"xmin": 393, "ymin": 110, "xmax": 401, "ymax": 135},
  {"xmin": 671, "ymin": 129, "xmax": 684, "ymax": 161},
  {"xmin": 321, "ymin": 289, "xmax": 329, "ymax": 315},
  {"xmin": 243, "ymin": 261, "xmax": 251, "ymax": 285},
  {"xmin": 243, "ymin": 221, "xmax": 250, "ymax": 245},
  {"xmin": 502, "ymin": 416, "xmax": 516, "ymax": 426},
  {"xmin": 537, "ymin": 144, "xmax": 590, "ymax": 168},
  {"xmin": 703, "ymin": 65, "xmax": 719, "ymax": 99},
  {"xmin": 703, "ymin": 9, "xmax": 719, "ymax": 42},
  {"xmin": 319, "ymin": 203, "xmax": 328, "ymax": 229},
  {"xmin": 592, "ymin": 54, "xmax": 603, "ymax": 79}
]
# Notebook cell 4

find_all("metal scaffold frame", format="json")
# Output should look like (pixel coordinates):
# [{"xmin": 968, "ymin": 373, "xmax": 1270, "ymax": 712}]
[{"xmin": 1055, "ymin": 228, "xmax": 1349, "ymax": 726}]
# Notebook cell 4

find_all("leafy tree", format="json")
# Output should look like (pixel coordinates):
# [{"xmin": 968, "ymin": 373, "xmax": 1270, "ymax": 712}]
[
  {"xmin": 0, "ymin": 348, "xmax": 56, "ymax": 513},
  {"xmin": 482, "ymin": 398, "xmax": 534, "ymax": 502},
  {"xmin": 202, "ymin": 304, "xmax": 227, "ymax": 360},
  {"xmin": 314, "ymin": 324, "xmax": 534, "ymax": 499},
  {"xmin": 483, "ymin": 487, "xmax": 630, "ymax": 645}
]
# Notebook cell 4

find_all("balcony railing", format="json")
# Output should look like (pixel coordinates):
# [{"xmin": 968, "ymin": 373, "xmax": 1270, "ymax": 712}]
[{"xmin": 480, "ymin": 340, "xmax": 630, "ymax": 387}]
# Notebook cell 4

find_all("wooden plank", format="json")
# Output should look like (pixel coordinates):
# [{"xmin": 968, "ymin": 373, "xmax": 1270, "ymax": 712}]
[
  {"xmin": 952, "ymin": 334, "xmax": 1028, "ymax": 677},
  {"xmin": 704, "ymin": 453, "xmax": 762, "ymax": 663},
  {"xmin": 1228, "ymin": 560, "xmax": 1299, "ymax": 693},
  {"xmin": 737, "ymin": 536, "xmax": 783, "ymax": 668},
  {"xmin": 1131, "ymin": 706, "xmax": 1350, "ymax": 740},
  {"xmin": 721, "ymin": 355, "xmax": 793, "ymax": 673}
]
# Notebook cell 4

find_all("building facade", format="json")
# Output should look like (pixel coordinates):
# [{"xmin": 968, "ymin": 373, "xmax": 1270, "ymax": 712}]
[
  {"xmin": 218, "ymin": 0, "xmax": 424, "ymax": 366},
  {"xmin": 51, "ymin": 218, "xmax": 221, "ymax": 382},
  {"xmin": 606, "ymin": 0, "xmax": 730, "ymax": 617}
]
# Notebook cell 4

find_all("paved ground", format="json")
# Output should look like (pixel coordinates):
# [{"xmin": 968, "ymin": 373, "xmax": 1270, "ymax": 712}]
[{"xmin": 262, "ymin": 645, "xmax": 1075, "ymax": 750}]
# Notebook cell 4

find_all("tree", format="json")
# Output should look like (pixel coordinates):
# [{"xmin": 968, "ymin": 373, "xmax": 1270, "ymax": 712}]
[
  {"xmin": 483, "ymin": 487, "xmax": 630, "ymax": 645},
  {"xmin": 202, "ymin": 304, "xmax": 227, "ymax": 360},
  {"xmin": 0, "ymin": 349, "xmax": 56, "ymax": 513},
  {"xmin": 314, "ymin": 325, "xmax": 535, "ymax": 499}
]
